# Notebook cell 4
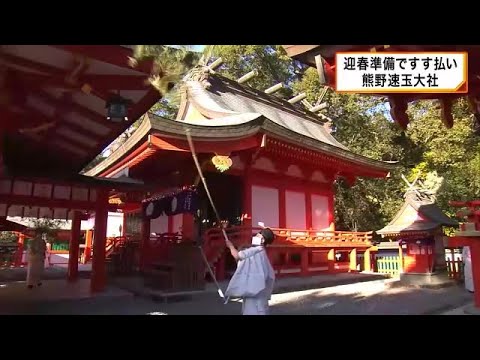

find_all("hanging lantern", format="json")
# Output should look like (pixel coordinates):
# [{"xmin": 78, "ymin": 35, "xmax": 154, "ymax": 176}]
[
  {"xmin": 211, "ymin": 155, "xmax": 232, "ymax": 172},
  {"xmin": 106, "ymin": 95, "xmax": 130, "ymax": 122},
  {"xmin": 108, "ymin": 197, "xmax": 123, "ymax": 205}
]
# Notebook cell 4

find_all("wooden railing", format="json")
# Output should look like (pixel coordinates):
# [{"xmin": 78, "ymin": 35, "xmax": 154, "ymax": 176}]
[
  {"xmin": 273, "ymin": 228, "xmax": 373, "ymax": 244},
  {"xmin": 202, "ymin": 226, "xmax": 374, "ymax": 269},
  {"xmin": 143, "ymin": 233, "xmax": 182, "ymax": 268},
  {"xmin": 105, "ymin": 237, "xmax": 126, "ymax": 258}
]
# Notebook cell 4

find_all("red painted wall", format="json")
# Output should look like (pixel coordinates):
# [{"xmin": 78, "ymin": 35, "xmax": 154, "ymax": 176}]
[{"xmin": 244, "ymin": 167, "xmax": 334, "ymax": 231}]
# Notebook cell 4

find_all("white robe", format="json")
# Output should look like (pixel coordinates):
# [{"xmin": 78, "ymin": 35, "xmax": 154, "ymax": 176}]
[
  {"xmin": 463, "ymin": 246, "xmax": 474, "ymax": 292},
  {"xmin": 26, "ymin": 238, "xmax": 46, "ymax": 287},
  {"xmin": 225, "ymin": 246, "xmax": 275, "ymax": 315}
]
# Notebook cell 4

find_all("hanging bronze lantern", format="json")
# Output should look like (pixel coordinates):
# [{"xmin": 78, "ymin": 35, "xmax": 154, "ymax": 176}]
[{"xmin": 106, "ymin": 94, "xmax": 130, "ymax": 122}]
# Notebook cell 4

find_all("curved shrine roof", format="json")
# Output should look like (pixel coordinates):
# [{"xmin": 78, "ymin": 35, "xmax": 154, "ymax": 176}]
[{"xmin": 86, "ymin": 70, "xmax": 396, "ymax": 177}]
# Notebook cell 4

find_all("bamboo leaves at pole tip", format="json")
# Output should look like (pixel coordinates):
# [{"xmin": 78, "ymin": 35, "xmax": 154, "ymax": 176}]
[
  {"xmin": 130, "ymin": 45, "xmax": 199, "ymax": 97},
  {"xmin": 130, "ymin": 45, "xmax": 217, "ymax": 107}
]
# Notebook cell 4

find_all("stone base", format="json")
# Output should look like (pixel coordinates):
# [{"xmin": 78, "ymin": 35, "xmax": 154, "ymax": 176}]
[
  {"xmin": 396, "ymin": 271, "xmax": 456, "ymax": 289},
  {"xmin": 463, "ymin": 304, "xmax": 480, "ymax": 315}
]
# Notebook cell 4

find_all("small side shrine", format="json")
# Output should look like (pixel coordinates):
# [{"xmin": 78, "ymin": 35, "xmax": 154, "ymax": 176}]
[{"xmin": 377, "ymin": 180, "xmax": 458, "ymax": 286}]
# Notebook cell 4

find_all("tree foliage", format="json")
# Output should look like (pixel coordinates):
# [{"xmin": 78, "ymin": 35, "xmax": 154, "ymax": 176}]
[
  {"xmin": 406, "ymin": 98, "xmax": 480, "ymax": 215},
  {"xmin": 30, "ymin": 218, "xmax": 65, "ymax": 244},
  {"xmin": 211, "ymin": 45, "xmax": 303, "ymax": 98},
  {"xmin": 167, "ymin": 46, "xmax": 479, "ymax": 231},
  {"xmin": 0, "ymin": 231, "xmax": 17, "ymax": 243}
]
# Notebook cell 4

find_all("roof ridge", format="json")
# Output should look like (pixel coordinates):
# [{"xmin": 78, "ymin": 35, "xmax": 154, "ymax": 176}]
[{"xmin": 206, "ymin": 71, "xmax": 327, "ymax": 124}]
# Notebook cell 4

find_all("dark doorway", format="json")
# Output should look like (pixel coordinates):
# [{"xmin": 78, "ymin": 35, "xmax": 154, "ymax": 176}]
[
  {"xmin": 197, "ymin": 172, "xmax": 244, "ymax": 232},
  {"xmin": 196, "ymin": 172, "xmax": 243, "ymax": 279}
]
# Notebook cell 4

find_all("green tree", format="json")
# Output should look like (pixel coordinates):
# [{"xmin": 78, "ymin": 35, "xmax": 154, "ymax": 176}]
[
  {"xmin": 0, "ymin": 231, "xmax": 17, "ymax": 243},
  {"xmin": 406, "ymin": 98, "xmax": 480, "ymax": 216},
  {"xmin": 211, "ymin": 45, "xmax": 302, "ymax": 98},
  {"xmin": 292, "ymin": 67, "xmax": 413, "ymax": 231},
  {"xmin": 105, "ymin": 45, "xmax": 478, "ymax": 234},
  {"xmin": 30, "ymin": 218, "xmax": 65, "ymax": 244}
]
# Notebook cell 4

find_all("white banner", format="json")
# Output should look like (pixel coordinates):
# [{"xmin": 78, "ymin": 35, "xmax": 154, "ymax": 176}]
[{"xmin": 335, "ymin": 52, "xmax": 467, "ymax": 93}]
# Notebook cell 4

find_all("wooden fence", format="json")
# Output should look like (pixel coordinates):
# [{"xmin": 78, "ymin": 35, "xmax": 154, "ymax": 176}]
[
  {"xmin": 376, "ymin": 256, "xmax": 401, "ymax": 277},
  {"xmin": 374, "ymin": 255, "xmax": 464, "ymax": 280}
]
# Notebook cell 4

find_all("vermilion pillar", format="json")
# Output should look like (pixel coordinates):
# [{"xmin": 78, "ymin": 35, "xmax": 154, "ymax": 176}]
[
  {"xmin": 305, "ymin": 192, "xmax": 312, "ymax": 230},
  {"xmin": 452, "ymin": 237, "xmax": 480, "ymax": 308},
  {"xmin": 471, "ymin": 241, "xmax": 480, "ymax": 308},
  {"xmin": 15, "ymin": 233, "xmax": 25, "ymax": 267},
  {"xmin": 349, "ymin": 248, "xmax": 357, "ymax": 272},
  {"xmin": 91, "ymin": 190, "xmax": 109, "ymax": 293},
  {"xmin": 83, "ymin": 229, "xmax": 93, "ymax": 264},
  {"xmin": 364, "ymin": 248, "xmax": 371, "ymax": 272},
  {"xmin": 447, "ymin": 200, "xmax": 480, "ymax": 309},
  {"xmin": 328, "ymin": 249, "xmax": 335, "ymax": 273},
  {"xmin": 278, "ymin": 187, "xmax": 286, "ymax": 228},
  {"xmin": 182, "ymin": 213, "xmax": 195, "ymax": 241},
  {"xmin": 139, "ymin": 216, "xmax": 151, "ymax": 272},
  {"xmin": 67, "ymin": 211, "xmax": 82, "ymax": 282},
  {"xmin": 398, "ymin": 244, "xmax": 404, "ymax": 273},
  {"xmin": 122, "ymin": 213, "xmax": 127, "ymax": 237}
]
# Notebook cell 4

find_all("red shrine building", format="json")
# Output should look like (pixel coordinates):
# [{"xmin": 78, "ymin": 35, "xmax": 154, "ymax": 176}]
[
  {"xmin": 0, "ymin": 45, "xmax": 162, "ymax": 292},
  {"xmin": 86, "ymin": 67, "xmax": 395, "ymax": 280}
]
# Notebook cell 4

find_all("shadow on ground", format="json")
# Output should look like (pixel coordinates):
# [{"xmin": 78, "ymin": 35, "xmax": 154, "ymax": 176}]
[
  {"xmin": 0, "ymin": 276, "xmax": 472, "ymax": 315},
  {"xmin": 0, "ymin": 267, "xmax": 91, "ymax": 283},
  {"xmin": 269, "ymin": 282, "xmax": 473, "ymax": 315}
]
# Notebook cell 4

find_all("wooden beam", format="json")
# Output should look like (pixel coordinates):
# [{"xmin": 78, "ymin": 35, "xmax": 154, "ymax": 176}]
[
  {"xmin": 237, "ymin": 70, "xmax": 257, "ymax": 84},
  {"xmin": 315, "ymin": 55, "xmax": 327, "ymax": 85},
  {"xmin": 282, "ymin": 45, "xmax": 319, "ymax": 58},
  {"xmin": 0, "ymin": 51, "xmax": 64, "ymax": 76},
  {"xmin": 310, "ymin": 103, "xmax": 328, "ymax": 112},
  {"xmin": 265, "ymin": 83, "xmax": 283, "ymax": 94},
  {"xmin": 0, "ymin": 193, "xmax": 98, "ymax": 211},
  {"xmin": 0, "ymin": 193, "xmax": 127, "ymax": 213},
  {"xmin": 150, "ymin": 134, "xmax": 264, "ymax": 154},
  {"xmin": 98, "ymin": 141, "xmax": 152, "ymax": 177},
  {"xmin": 33, "ymin": 89, "xmax": 119, "ymax": 132},
  {"xmin": 124, "ymin": 87, "xmax": 160, "ymax": 128},
  {"xmin": 316, "ymin": 86, "xmax": 329, "ymax": 106},
  {"xmin": 12, "ymin": 130, "xmax": 87, "ymax": 167},
  {"xmin": 15, "ymin": 72, "xmax": 149, "ymax": 91},
  {"xmin": 287, "ymin": 93, "xmax": 306, "ymax": 104},
  {"xmin": 106, "ymin": 147, "xmax": 157, "ymax": 178},
  {"xmin": 208, "ymin": 57, "xmax": 223, "ymax": 70},
  {"xmin": 54, "ymin": 130, "xmax": 95, "ymax": 151},
  {"xmin": 50, "ymin": 45, "xmax": 154, "ymax": 75},
  {"xmin": 22, "ymin": 102, "xmax": 104, "ymax": 142}
]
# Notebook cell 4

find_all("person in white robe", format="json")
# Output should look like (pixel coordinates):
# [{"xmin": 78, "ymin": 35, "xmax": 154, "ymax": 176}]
[
  {"xmin": 26, "ymin": 233, "xmax": 47, "ymax": 289},
  {"xmin": 224, "ymin": 228, "xmax": 276, "ymax": 315},
  {"xmin": 463, "ymin": 246, "xmax": 474, "ymax": 293}
]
